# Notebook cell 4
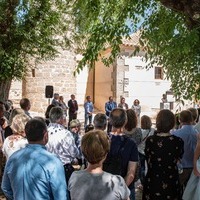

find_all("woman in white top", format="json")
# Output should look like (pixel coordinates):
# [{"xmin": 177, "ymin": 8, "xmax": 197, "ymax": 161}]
[{"xmin": 2, "ymin": 113, "xmax": 30, "ymax": 160}]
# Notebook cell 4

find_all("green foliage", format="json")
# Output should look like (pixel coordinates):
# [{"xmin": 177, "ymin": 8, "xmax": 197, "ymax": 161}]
[
  {"xmin": 1, "ymin": 0, "xmax": 200, "ymax": 101},
  {"xmin": 141, "ymin": 4, "xmax": 200, "ymax": 100},
  {"xmin": 0, "ymin": 0, "xmax": 72, "ymax": 81},
  {"xmin": 72, "ymin": 0, "xmax": 151, "ymax": 70},
  {"xmin": 71, "ymin": 0, "xmax": 200, "ymax": 101}
]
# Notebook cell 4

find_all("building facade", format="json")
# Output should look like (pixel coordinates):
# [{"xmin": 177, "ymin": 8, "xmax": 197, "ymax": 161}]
[
  {"xmin": 94, "ymin": 33, "xmax": 173, "ymax": 116},
  {"xmin": 9, "ymin": 32, "xmax": 182, "ymax": 117},
  {"xmin": 9, "ymin": 48, "xmax": 93, "ymax": 115}
]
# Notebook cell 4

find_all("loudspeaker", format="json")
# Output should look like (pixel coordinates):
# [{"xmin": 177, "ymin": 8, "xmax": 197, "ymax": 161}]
[{"xmin": 45, "ymin": 85, "xmax": 53, "ymax": 98}]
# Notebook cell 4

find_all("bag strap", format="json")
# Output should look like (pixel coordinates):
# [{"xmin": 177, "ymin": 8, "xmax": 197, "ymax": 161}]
[{"xmin": 141, "ymin": 129, "xmax": 151, "ymax": 142}]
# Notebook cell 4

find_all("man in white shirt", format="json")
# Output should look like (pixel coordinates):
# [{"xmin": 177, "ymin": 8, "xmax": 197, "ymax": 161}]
[{"xmin": 46, "ymin": 107, "xmax": 81, "ymax": 183}]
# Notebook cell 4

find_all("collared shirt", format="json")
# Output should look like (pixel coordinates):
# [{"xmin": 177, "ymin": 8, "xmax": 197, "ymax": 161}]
[
  {"xmin": 172, "ymin": 125, "xmax": 198, "ymax": 168},
  {"xmin": 105, "ymin": 101, "xmax": 117, "ymax": 117},
  {"xmin": 195, "ymin": 122, "xmax": 200, "ymax": 133},
  {"xmin": 2, "ymin": 144, "xmax": 67, "ymax": 200},
  {"xmin": 84, "ymin": 101, "xmax": 94, "ymax": 114},
  {"xmin": 46, "ymin": 123, "xmax": 80, "ymax": 165}
]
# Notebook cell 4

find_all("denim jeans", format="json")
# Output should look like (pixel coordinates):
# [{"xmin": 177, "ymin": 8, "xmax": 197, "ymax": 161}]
[{"xmin": 84, "ymin": 114, "xmax": 92, "ymax": 128}]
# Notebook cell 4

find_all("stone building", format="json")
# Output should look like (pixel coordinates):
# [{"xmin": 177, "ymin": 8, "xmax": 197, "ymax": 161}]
[
  {"xmin": 93, "ymin": 32, "xmax": 173, "ymax": 116},
  {"xmin": 9, "ymin": 32, "xmax": 180, "ymax": 117},
  {"xmin": 9, "ymin": 47, "xmax": 94, "ymax": 115}
]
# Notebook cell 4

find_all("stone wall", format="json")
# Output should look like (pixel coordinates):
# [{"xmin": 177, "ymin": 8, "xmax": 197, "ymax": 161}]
[
  {"xmin": 9, "ymin": 49, "xmax": 94, "ymax": 116},
  {"xmin": 9, "ymin": 80, "xmax": 22, "ymax": 106},
  {"xmin": 22, "ymin": 47, "xmax": 77, "ymax": 115}
]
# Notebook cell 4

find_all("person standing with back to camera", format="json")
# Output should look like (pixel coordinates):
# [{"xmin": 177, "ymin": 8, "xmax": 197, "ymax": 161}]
[
  {"xmin": 20, "ymin": 98, "xmax": 32, "ymax": 118},
  {"xmin": 68, "ymin": 130, "xmax": 130, "ymax": 200},
  {"xmin": 143, "ymin": 109, "xmax": 184, "ymax": 200},
  {"xmin": 103, "ymin": 108, "xmax": 138, "ymax": 200}
]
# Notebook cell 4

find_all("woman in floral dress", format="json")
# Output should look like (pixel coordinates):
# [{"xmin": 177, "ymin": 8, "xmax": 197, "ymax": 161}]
[{"xmin": 142, "ymin": 109, "xmax": 184, "ymax": 200}]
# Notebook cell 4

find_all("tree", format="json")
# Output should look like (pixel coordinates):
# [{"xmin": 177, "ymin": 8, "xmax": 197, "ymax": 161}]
[
  {"xmin": 1, "ymin": 0, "xmax": 200, "ymax": 102},
  {"xmin": 71, "ymin": 0, "xmax": 200, "ymax": 101},
  {"xmin": 0, "ymin": 0, "xmax": 72, "ymax": 101}
]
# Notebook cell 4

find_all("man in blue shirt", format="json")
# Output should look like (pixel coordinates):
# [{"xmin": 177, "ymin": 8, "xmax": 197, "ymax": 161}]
[
  {"xmin": 1, "ymin": 118, "xmax": 68, "ymax": 200},
  {"xmin": 105, "ymin": 96, "xmax": 117, "ymax": 132},
  {"xmin": 172, "ymin": 110, "xmax": 198, "ymax": 192},
  {"xmin": 84, "ymin": 96, "xmax": 94, "ymax": 128}
]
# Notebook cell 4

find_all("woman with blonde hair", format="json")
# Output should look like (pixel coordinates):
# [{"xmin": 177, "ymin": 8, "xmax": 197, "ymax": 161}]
[
  {"xmin": 4, "ymin": 108, "xmax": 24, "ymax": 138},
  {"xmin": 2, "ymin": 113, "xmax": 30, "ymax": 159}
]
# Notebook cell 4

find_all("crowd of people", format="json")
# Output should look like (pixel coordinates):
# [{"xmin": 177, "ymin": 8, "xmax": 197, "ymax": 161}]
[{"xmin": 0, "ymin": 95, "xmax": 200, "ymax": 200}]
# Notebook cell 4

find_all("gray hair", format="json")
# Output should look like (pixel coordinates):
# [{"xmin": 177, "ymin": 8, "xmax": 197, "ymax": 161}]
[
  {"xmin": 109, "ymin": 108, "xmax": 127, "ymax": 128},
  {"xmin": 93, "ymin": 113, "xmax": 107, "ymax": 130},
  {"xmin": 49, "ymin": 107, "xmax": 64, "ymax": 123}
]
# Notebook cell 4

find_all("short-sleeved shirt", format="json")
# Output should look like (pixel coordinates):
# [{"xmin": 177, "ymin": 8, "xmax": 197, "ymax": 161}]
[
  {"xmin": 172, "ymin": 125, "xmax": 197, "ymax": 168},
  {"xmin": 2, "ymin": 144, "xmax": 67, "ymax": 200},
  {"xmin": 46, "ymin": 123, "xmax": 80, "ymax": 165},
  {"xmin": 68, "ymin": 170, "xmax": 130, "ymax": 200},
  {"xmin": 108, "ymin": 134, "xmax": 139, "ymax": 189}
]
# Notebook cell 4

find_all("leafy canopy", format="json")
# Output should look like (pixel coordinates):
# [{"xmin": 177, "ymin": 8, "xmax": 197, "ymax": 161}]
[
  {"xmin": 0, "ymin": 0, "xmax": 72, "ymax": 81},
  {"xmin": 71, "ymin": 0, "xmax": 200, "ymax": 101}
]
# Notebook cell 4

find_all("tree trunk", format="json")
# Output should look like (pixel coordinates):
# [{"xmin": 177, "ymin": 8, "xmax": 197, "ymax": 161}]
[
  {"xmin": 159, "ymin": 0, "xmax": 200, "ymax": 28},
  {"xmin": 0, "ymin": 79, "xmax": 12, "ymax": 102}
]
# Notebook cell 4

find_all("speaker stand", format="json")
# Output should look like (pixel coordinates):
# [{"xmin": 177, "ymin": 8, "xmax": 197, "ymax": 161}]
[{"xmin": 48, "ymin": 98, "xmax": 51, "ymax": 105}]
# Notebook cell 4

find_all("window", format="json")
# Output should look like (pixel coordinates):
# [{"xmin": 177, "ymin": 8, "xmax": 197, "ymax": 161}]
[
  {"xmin": 155, "ymin": 67, "xmax": 163, "ymax": 79},
  {"xmin": 135, "ymin": 65, "xmax": 143, "ymax": 70}
]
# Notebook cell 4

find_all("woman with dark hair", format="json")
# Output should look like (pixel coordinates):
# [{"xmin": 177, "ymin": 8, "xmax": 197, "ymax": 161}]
[
  {"xmin": 124, "ymin": 109, "xmax": 142, "ymax": 146},
  {"xmin": 142, "ymin": 109, "xmax": 184, "ymax": 200},
  {"xmin": 44, "ymin": 104, "xmax": 55, "ymax": 126},
  {"xmin": 137, "ymin": 115, "xmax": 155, "ymax": 189},
  {"xmin": 118, "ymin": 97, "xmax": 128, "ymax": 110}
]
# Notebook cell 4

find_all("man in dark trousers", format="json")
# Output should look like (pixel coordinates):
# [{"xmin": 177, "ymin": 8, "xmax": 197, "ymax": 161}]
[
  {"xmin": 68, "ymin": 94, "xmax": 78, "ymax": 128},
  {"xmin": 105, "ymin": 96, "xmax": 117, "ymax": 133}
]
